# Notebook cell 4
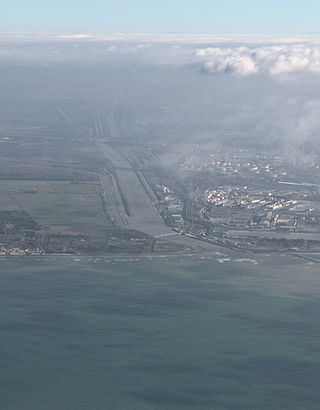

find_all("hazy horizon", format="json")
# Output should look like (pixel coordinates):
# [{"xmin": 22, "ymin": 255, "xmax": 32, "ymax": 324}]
[
  {"xmin": 2, "ymin": 3, "xmax": 320, "ymax": 410},
  {"xmin": 1, "ymin": 32, "xmax": 320, "ymax": 159}
]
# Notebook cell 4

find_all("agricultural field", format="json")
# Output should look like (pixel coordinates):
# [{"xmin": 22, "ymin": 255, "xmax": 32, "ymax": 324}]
[
  {"xmin": 0, "ymin": 180, "xmax": 110, "ymax": 236},
  {"xmin": 0, "ymin": 188, "xmax": 19, "ymax": 211}
]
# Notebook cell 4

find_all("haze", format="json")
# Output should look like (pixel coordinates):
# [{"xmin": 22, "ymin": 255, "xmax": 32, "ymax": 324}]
[{"xmin": 1, "ymin": 33, "xmax": 320, "ymax": 162}]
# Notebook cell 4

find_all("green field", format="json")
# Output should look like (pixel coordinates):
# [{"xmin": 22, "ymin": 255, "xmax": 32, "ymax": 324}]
[{"xmin": 0, "ymin": 180, "xmax": 110, "ymax": 236}]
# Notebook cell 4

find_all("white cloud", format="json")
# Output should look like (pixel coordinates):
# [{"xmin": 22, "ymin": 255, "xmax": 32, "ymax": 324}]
[
  {"xmin": 196, "ymin": 44, "xmax": 320, "ymax": 75},
  {"xmin": 2, "ymin": 33, "xmax": 320, "ymax": 76},
  {"xmin": 57, "ymin": 34, "xmax": 93, "ymax": 39}
]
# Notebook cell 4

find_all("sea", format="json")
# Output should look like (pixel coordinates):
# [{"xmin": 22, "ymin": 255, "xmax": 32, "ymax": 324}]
[{"xmin": 0, "ymin": 250, "xmax": 319, "ymax": 410}]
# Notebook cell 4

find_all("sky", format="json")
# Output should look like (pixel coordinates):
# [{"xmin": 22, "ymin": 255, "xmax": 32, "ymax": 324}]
[
  {"xmin": 1, "ymin": 1, "xmax": 320, "ymax": 157},
  {"xmin": 1, "ymin": 0, "xmax": 320, "ymax": 34}
]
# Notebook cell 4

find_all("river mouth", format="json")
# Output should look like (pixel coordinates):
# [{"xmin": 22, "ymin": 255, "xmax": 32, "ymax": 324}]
[{"xmin": 98, "ymin": 143, "xmax": 173, "ymax": 237}]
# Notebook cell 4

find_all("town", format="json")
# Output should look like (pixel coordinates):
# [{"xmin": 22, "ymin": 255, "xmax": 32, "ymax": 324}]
[{"xmin": 146, "ymin": 147, "xmax": 320, "ymax": 252}]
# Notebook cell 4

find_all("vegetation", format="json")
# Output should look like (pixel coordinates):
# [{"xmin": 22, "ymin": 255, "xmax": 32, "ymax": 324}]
[{"xmin": 0, "ymin": 210, "xmax": 40, "ymax": 233}]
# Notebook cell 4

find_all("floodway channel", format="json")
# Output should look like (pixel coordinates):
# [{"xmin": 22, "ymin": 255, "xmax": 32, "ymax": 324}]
[{"xmin": 98, "ymin": 143, "xmax": 172, "ymax": 237}]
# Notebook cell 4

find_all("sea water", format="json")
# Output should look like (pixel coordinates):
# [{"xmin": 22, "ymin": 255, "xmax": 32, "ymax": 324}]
[{"xmin": 0, "ymin": 252, "xmax": 319, "ymax": 409}]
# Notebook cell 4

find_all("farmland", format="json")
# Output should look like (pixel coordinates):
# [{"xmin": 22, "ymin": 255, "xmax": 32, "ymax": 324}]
[{"xmin": 0, "ymin": 180, "xmax": 109, "ymax": 236}]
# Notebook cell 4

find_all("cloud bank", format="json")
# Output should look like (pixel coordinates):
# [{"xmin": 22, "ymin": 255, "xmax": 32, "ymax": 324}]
[
  {"xmin": 2, "ymin": 33, "xmax": 320, "ymax": 77},
  {"xmin": 0, "ymin": 33, "xmax": 319, "ymax": 157},
  {"xmin": 196, "ymin": 44, "xmax": 320, "ymax": 76}
]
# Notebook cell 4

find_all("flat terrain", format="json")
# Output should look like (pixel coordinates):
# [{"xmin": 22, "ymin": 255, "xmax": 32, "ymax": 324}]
[
  {"xmin": 97, "ymin": 143, "xmax": 173, "ymax": 237},
  {"xmin": 0, "ymin": 180, "xmax": 109, "ymax": 236},
  {"xmin": 0, "ymin": 78, "xmax": 188, "ymax": 254},
  {"xmin": 116, "ymin": 169, "xmax": 172, "ymax": 236}
]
